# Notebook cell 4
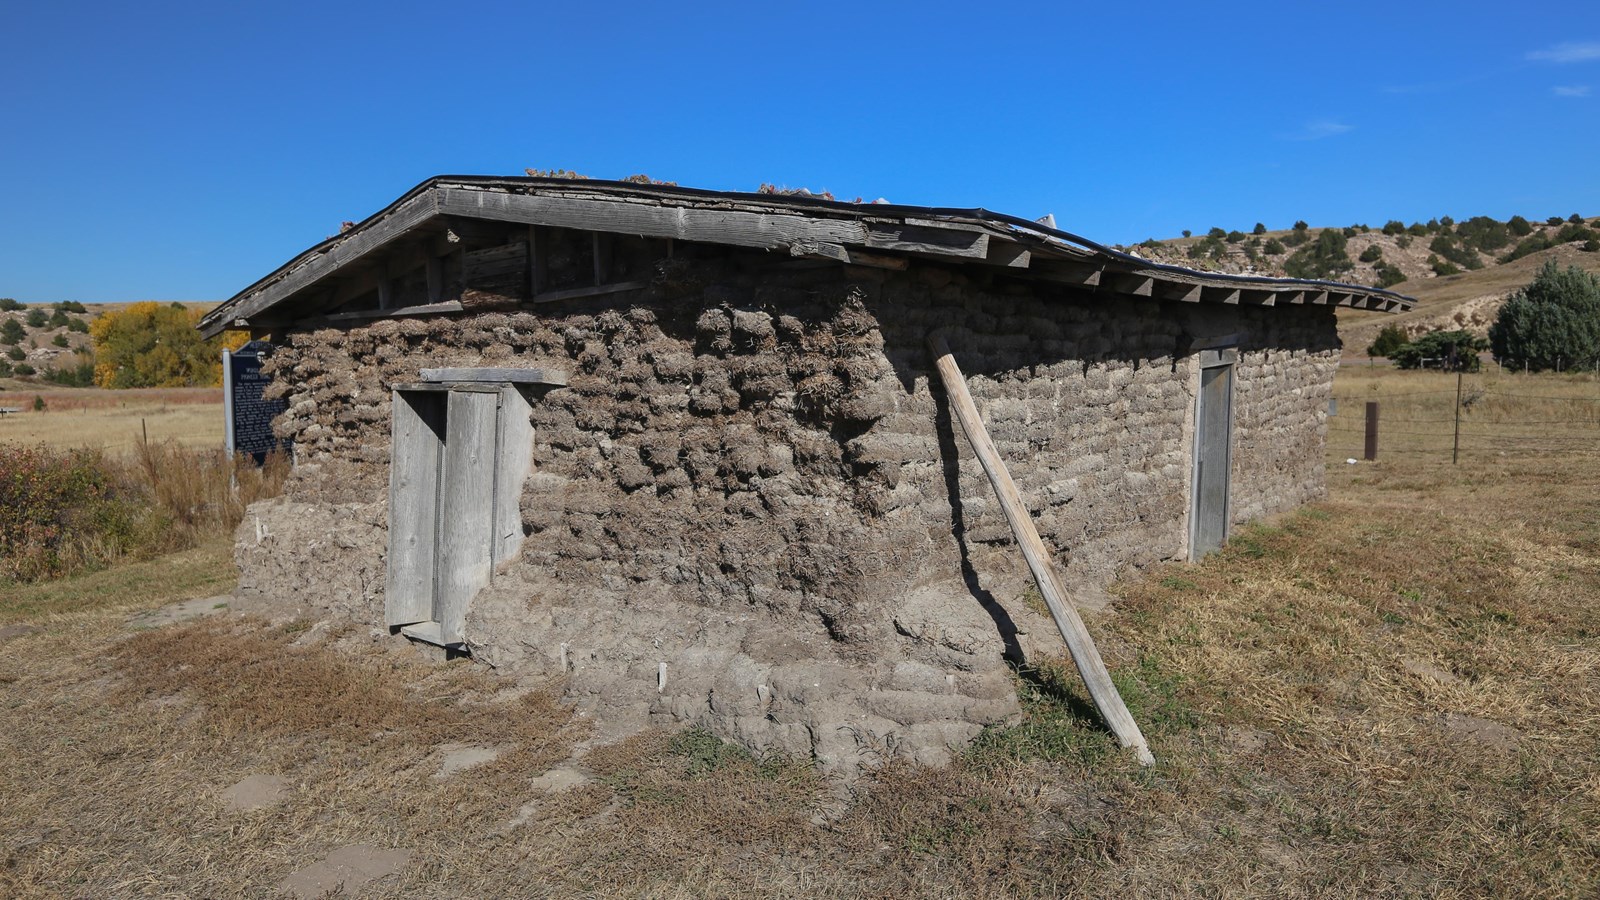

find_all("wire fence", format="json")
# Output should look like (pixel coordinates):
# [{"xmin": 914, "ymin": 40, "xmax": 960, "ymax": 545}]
[{"xmin": 1327, "ymin": 379, "xmax": 1600, "ymax": 461}]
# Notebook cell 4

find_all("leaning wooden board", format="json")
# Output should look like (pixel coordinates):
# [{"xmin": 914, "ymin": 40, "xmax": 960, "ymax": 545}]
[{"xmin": 928, "ymin": 333, "xmax": 1155, "ymax": 767}]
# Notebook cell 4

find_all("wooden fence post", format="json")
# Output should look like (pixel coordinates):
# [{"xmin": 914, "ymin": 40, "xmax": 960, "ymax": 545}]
[
  {"xmin": 1452, "ymin": 371, "xmax": 1463, "ymax": 465},
  {"xmin": 1364, "ymin": 402, "xmax": 1379, "ymax": 461}
]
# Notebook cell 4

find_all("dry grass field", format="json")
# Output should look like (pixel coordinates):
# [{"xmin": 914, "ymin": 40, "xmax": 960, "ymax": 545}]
[
  {"xmin": 0, "ymin": 385, "xmax": 222, "ymax": 452},
  {"xmin": 1, "ymin": 369, "xmax": 1597, "ymax": 897},
  {"xmin": 1328, "ymin": 367, "xmax": 1600, "ymax": 463}
]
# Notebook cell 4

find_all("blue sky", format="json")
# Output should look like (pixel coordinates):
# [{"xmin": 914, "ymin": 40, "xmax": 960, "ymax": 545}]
[{"xmin": 2, "ymin": 1, "xmax": 1596, "ymax": 302}]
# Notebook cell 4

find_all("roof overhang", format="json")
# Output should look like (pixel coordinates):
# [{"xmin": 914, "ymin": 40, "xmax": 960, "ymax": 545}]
[{"xmin": 199, "ymin": 176, "xmax": 1415, "ymax": 337}]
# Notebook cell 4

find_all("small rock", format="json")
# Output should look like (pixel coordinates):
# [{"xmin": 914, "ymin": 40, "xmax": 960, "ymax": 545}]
[
  {"xmin": 127, "ymin": 595, "xmax": 234, "ymax": 629},
  {"xmin": 222, "ymin": 774, "xmax": 287, "ymax": 812},
  {"xmin": 1439, "ymin": 713, "xmax": 1520, "ymax": 751},
  {"xmin": 1402, "ymin": 658, "xmax": 1460, "ymax": 685},
  {"xmin": 0, "ymin": 624, "xmax": 40, "ymax": 643},
  {"xmin": 528, "ymin": 766, "xmax": 589, "ymax": 794},
  {"xmin": 434, "ymin": 744, "xmax": 502, "ymax": 779},
  {"xmin": 278, "ymin": 844, "xmax": 410, "ymax": 899}
]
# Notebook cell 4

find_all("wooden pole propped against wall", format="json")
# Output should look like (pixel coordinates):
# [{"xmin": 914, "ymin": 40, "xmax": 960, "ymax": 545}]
[{"xmin": 927, "ymin": 333, "xmax": 1156, "ymax": 767}]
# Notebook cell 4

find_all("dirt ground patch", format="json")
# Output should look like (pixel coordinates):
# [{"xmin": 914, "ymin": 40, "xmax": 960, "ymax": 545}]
[{"xmin": 2, "ymin": 380, "xmax": 1598, "ymax": 896}]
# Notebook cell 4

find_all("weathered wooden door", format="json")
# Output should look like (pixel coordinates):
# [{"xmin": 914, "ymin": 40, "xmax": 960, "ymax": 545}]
[
  {"xmin": 1190, "ymin": 350, "xmax": 1235, "ymax": 559},
  {"xmin": 386, "ymin": 385, "xmax": 532, "ymax": 648}
]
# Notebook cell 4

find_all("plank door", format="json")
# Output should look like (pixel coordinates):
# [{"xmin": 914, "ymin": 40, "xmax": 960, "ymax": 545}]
[
  {"xmin": 434, "ymin": 390, "xmax": 502, "ymax": 645},
  {"xmin": 1189, "ymin": 354, "xmax": 1235, "ymax": 559},
  {"xmin": 386, "ymin": 390, "xmax": 446, "ymax": 627}
]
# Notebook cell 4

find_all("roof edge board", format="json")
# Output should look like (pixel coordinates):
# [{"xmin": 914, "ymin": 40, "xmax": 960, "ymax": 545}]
[{"xmin": 202, "ymin": 177, "xmax": 1415, "ymax": 335}]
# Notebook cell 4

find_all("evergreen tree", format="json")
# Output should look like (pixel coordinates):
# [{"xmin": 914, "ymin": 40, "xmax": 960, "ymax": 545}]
[
  {"xmin": 1488, "ymin": 262, "xmax": 1600, "ymax": 372},
  {"xmin": 1366, "ymin": 325, "xmax": 1409, "ymax": 358}
]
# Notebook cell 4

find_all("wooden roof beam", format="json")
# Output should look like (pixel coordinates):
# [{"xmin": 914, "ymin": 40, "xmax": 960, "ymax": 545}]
[
  {"xmin": 863, "ymin": 222, "xmax": 989, "ymax": 259},
  {"xmin": 982, "ymin": 240, "xmax": 1032, "ymax": 268},
  {"xmin": 1107, "ymin": 273, "xmax": 1154, "ymax": 297},
  {"xmin": 1156, "ymin": 281, "xmax": 1203, "ymax": 303},
  {"xmin": 436, "ymin": 186, "xmax": 866, "ymax": 251},
  {"xmin": 1032, "ymin": 259, "xmax": 1103, "ymax": 288}
]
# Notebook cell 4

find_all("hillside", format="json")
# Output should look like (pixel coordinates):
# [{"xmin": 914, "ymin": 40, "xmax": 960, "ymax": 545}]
[
  {"xmin": 0, "ymin": 300, "xmax": 225, "ymax": 392},
  {"xmin": 0, "ymin": 301, "xmax": 98, "ymax": 381},
  {"xmin": 1337, "ymin": 243, "xmax": 1600, "ymax": 354},
  {"xmin": 1117, "ymin": 215, "xmax": 1599, "ymax": 355}
]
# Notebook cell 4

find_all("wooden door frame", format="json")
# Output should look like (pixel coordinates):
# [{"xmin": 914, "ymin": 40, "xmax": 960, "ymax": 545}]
[{"xmin": 1188, "ymin": 346, "xmax": 1237, "ymax": 561}]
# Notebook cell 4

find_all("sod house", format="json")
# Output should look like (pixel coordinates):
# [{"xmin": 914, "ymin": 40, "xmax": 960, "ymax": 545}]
[{"xmin": 199, "ymin": 176, "xmax": 1411, "ymax": 770}]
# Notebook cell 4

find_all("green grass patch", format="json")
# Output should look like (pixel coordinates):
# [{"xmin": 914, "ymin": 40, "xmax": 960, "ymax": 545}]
[{"xmin": 0, "ymin": 537, "xmax": 234, "ymax": 623}]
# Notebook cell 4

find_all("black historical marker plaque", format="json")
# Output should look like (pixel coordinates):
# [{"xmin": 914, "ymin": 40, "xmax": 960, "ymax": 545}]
[{"xmin": 224, "ymin": 341, "xmax": 291, "ymax": 463}]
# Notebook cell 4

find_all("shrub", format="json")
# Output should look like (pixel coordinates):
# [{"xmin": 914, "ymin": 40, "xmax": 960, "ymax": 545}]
[
  {"xmin": 1547, "ymin": 216, "xmax": 1564, "ymax": 226},
  {"xmin": 1359, "ymin": 245, "xmax": 1383, "ymax": 263},
  {"xmin": 1374, "ymin": 264, "xmax": 1407, "ymax": 288},
  {"xmin": 1263, "ymin": 238, "xmax": 1285, "ymax": 255},
  {"xmin": 1342, "ymin": 226, "xmax": 1358, "ymax": 237},
  {"xmin": 66, "ymin": 316, "xmax": 88, "ymax": 333},
  {"xmin": 1408, "ymin": 222, "xmax": 1428, "ymax": 236},
  {"xmin": 1283, "ymin": 229, "xmax": 1354, "ymax": 280},
  {"xmin": 1429, "ymin": 255, "xmax": 1462, "ymax": 277},
  {"xmin": 1226, "ymin": 230, "xmax": 1245, "ymax": 243},
  {"xmin": 1252, "ymin": 222, "xmax": 1267, "ymax": 235},
  {"xmin": 0, "ymin": 447, "xmax": 147, "ymax": 581},
  {"xmin": 1429, "ymin": 234, "xmax": 1482, "ymax": 270},
  {"xmin": 1508, "ymin": 215, "xmax": 1533, "ymax": 236},
  {"xmin": 31, "ymin": 394, "xmax": 45, "ymax": 411},
  {"xmin": 6, "ymin": 345, "xmax": 24, "ymax": 361},
  {"xmin": 1455, "ymin": 216, "xmax": 1510, "ymax": 253},
  {"xmin": 0, "ymin": 319, "xmax": 22, "ymax": 345},
  {"xmin": 1569, "ymin": 213, "xmax": 1585, "ymax": 224},
  {"xmin": 1556, "ymin": 222, "xmax": 1596, "ymax": 244},
  {"xmin": 1500, "ymin": 233, "xmax": 1554, "ymax": 263},
  {"xmin": 24, "ymin": 308, "xmax": 47, "ymax": 328},
  {"xmin": 13, "ymin": 362, "xmax": 35, "ymax": 376},
  {"xmin": 1382, "ymin": 220, "xmax": 1406, "ymax": 235},
  {"xmin": 1584, "ymin": 240, "xmax": 1599, "ymax": 253},
  {"xmin": 51, "ymin": 334, "xmax": 68, "ymax": 348},
  {"xmin": 1366, "ymin": 324, "xmax": 1409, "ymax": 358},
  {"xmin": 54, "ymin": 300, "xmax": 87, "ymax": 313},
  {"xmin": 1293, "ymin": 220, "xmax": 1309, "ymax": 232},
  {"xmin": 1186, "ymin": 235, "xmax": 1228, "ymax": 262},
  {"xmin": 1281, "ymin": 229, "xmax": 1308, "ymax": 248},
  {"xmin": 1392, "ymin": 330, "xmax": 1487, "ymax": 371},
  {"xmin": 1181, "ymin": 229, "xmax": 1191, "ymax": 238},
  {"xmin": 0, "ymin": 360, "xmax": 10, "ymax": 377},
  {"xmin": 44, "ymin": 356, "xmax": 95, "ymax": 387},
  {"xmin": 0, "ymin": 298, "xmax": 21, "ymax": 311},
  {"xmin": 1207, "ymin": 227, "xmax": 1226, "ymax": 239},
  {"xmin": 0, "ymin": 443, "xmax": 288, "ymax": 582},
  {"xmin": 1489, "ymin": 261, "xmax": 1600, "ymax": 372},
  {"xmin": 1396, "ymin": 235, "xmax": 1412, "ymax": 250},
  {"xmin": 48, "ymin": 308, "xmax": 69, "ymax": 328}
]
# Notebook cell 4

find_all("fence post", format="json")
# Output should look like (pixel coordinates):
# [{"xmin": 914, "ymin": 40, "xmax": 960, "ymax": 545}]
[
  {"xmin": 1452, "ymin": 371, "xmax": 1463, "ymax": 465},
  {"xmin": 1364, "ymin": 401, "xmax": 1379, "ymax": 461}
]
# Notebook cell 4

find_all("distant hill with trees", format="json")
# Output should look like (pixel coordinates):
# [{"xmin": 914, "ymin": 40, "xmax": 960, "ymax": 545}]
[{"xmin": 0, "ymin": 300, "xmax": 239, "ymax": 389}]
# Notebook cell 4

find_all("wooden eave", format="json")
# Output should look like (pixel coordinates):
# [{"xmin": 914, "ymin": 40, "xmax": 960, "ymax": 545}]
[{"xmin": 199, "ymin": 176, "xmax": 1415, "ymax": 337}]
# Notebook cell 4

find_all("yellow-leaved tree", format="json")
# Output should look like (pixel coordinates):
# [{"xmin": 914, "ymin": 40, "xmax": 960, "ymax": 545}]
[{"xmin": 89, "ymin": 302, "xmax": 248, "ymax": 388}]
